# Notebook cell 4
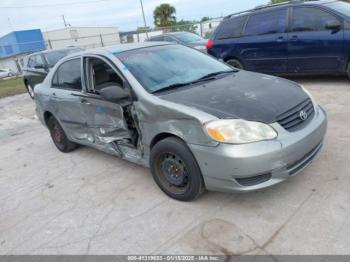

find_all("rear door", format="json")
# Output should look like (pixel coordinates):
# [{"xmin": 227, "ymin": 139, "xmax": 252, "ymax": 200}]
[
  {"xmin": 50, "ymin": 57, "xmax": 90, "ymax": 143},
  {"xmin": 287, "ymin": 6, "xmax": 345, "ymax": 74},
  {"xmin": 239, "ymin": 8, "xmax": 289, "ymax": 73}
]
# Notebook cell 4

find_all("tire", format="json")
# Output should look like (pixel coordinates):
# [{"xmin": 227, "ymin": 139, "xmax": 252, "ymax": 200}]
[
  {"xmin": 347, "ymin": 62, "xmax": 350, "ymax": 78},
  {"xmin": 226, "ymin": 59, "xmax": 243, "ymax": 70},
  {"xmin": 150, "ymin": 137, "xmax": 205, "ymax": 201},
  {"xmin": 25, "ymin": 82, "xmax": 35, "ymax": 99},
  {"xmin": 47, "ymin": 116, "xmax": 78, "ymax": 153}
]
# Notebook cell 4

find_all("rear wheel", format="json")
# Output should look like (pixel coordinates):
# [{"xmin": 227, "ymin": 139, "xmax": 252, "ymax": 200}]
[
  {"xmin": 47, "ymin": 116, "xmax": 78, "ymax": 153},
  {"xmin": 150, "ymin": 137, "xmax": 205, "ymax": 201},
  {"xmin": 347, "ymin": 62, "xmax": 350, "ymax": 78},
  {"xmin": 25, "ymin": 82, "xmax": 35, "ymax": 99},
  {"xmin": 226, "ymin": 59, "xmax": 243, "ymax": 70}
]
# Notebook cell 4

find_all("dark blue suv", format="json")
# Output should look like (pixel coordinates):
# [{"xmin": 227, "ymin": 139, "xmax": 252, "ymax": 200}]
[{"xmin": 207, "ymin": 0, "xmax": 350, "ymax": 77}]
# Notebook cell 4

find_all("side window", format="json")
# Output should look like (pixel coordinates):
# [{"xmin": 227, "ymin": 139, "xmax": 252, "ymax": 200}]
[
  {"xmin": 150, "ymin": 36, "xmax": 163, "ymax": 41},
  {"xmin": 216, "ymin": 16, "xmax": 247, "ymax": 39},
  {"xmin": 27, "ymin": 56, "xmax": 35, "ymax": 68},
  {"xmin": 164, "ymin": 36, "xmax": 176, "ymax": 42},
  {"xmin": 52, "ymin": 58, "xmax": 82, "ymax": 90},
  {"xmin": 291, "ymin": 7, "xmax": 340, "ymax": 32},
  {"xmin": 244, "ymin": 9, "xmax": 287, "ymax": 36},
  {"xmin": 89, "ymin": 58, "xmax": 123, "ymax": 93},
  {"xmin": 34, "ymin": 55, "xmax": 44, "ymax": 67}
]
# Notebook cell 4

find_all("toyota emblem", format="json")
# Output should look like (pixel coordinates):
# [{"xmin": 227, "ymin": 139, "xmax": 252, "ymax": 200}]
[{"xmin": 299, "ymin": 110, "xmax": 308, "ymax": 121}]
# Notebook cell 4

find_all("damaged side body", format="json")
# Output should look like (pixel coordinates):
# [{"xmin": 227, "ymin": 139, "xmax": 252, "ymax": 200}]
[{"xmin": 34, "ymin": 43, "xmax": 327, "ymax": 195}]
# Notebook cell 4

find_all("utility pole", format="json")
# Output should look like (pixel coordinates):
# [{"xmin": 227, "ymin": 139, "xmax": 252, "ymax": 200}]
[
  {"xmin": 139, "ymin": 0, "xmax": 148, "ymax": 38},
  {"xmin": 62, "ymin": 15, "xmax": 67, "ymax": 27}
]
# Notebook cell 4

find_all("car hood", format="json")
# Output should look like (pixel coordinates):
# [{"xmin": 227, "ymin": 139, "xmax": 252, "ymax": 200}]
[{"xmin": 158, "ymin": 71, "xmax": 309, "ymax": 123}]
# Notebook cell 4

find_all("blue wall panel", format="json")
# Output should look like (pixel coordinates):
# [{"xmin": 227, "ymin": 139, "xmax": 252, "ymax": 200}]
[{"xmin": 0, "ymin": 29, "xmax": 46, "ymax": 58}]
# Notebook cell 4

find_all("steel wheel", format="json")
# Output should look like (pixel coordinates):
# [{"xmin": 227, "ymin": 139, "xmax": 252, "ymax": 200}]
[
  {"xmin": 47, "ymin": 116, "xmax": 78, "ymax": 153},
  {"xmin": 150, "ymin": 137, "xmax": 205, "ymax": 201},
  {"xmin": 156, "ymin": 152, "xmax": 190, "ymax": 195}
]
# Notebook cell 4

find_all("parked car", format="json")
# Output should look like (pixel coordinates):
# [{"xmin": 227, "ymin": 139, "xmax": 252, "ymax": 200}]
[
  {"xmin": 22, "ymin": 47, "xmax": 82, "ymax": 99},
  {"xmin": 0, "ymin": 69, "xmax": 14, "ymax": 79},
  {"xmin": 207, "ymin": 0, "xmax": 350, "ymax": 77},
  {"xmin": 147, "ymin": 32, "xmax": 207, "ymax": 52},
  {"xmin": 34, "ymin": 43, "xmax": 327, "ymax": 201}
]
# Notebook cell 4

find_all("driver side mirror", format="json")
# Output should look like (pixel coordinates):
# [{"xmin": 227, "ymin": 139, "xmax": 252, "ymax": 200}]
[
  {"xmin": 326, "ymin": 20, "xmax": 341, "ymax": 30},
  {"xmin": 99, "ymin": 85, "xmax": 130, "ymax": 102}
]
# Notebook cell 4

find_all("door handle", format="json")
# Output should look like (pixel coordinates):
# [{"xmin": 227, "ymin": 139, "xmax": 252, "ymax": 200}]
[
  {"xmin": 80, "ymin": 99, "xmax": 91, "ymax": 105},
  {"xmin": 290, "ymin": 35, "xmax": 298, "ymax": 42},
  {"xmin": 52, "ymin": 92, "xmax": 56, "ymax": 96}
]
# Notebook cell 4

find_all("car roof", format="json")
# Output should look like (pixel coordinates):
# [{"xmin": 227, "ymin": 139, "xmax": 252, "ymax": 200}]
[
  {"xmin": 58, "ymin": 42, "xmax": 173, "ymax": 61},
  {"xmin": 225, "ymin": 0, "xmax": 338, "ymax": 19},
  {"xmin": 87, "ymin": 42, "xmax": 173, "ymax": 54},
  {"xmin": 24, "ymin": 47, "xmax": 82, "ymax": 58}
]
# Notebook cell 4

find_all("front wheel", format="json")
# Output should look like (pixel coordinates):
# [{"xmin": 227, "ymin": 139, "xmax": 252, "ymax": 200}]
[
  {"xmin": 150, "ymin": 137, "xmax": 205, "ymax": 201},
  {"xmin": 226, "ymin": 59, "xmax": 243, "ymax": 70}
]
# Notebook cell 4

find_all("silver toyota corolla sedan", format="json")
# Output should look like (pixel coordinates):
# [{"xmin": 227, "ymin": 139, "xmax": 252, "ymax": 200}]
[{"xmin": 34, "ymin": 42, "xmax": 327, "ymax": 201}]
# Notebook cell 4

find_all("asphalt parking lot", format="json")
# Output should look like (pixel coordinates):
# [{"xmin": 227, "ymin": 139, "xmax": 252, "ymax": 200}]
[{"xmin": 0, "ymin": 76, "xmax": 350, "ymax": 255}]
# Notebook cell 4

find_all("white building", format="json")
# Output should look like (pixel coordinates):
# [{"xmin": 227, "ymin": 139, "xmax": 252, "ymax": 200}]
[{"xmin": 43, "ymin": 26, "xmax": 121, "ymax": 50}]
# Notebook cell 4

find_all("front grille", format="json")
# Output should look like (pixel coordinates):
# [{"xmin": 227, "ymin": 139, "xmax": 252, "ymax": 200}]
[
  {"xmin": 277, "ymin": 99, "xmax": 314, "ymax": 131},
  {"xmin": 236, "ymin": 173, "xmax": 272, "ymax": 187}
]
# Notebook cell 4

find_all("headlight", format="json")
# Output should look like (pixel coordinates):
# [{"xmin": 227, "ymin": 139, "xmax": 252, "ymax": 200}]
[{"xmin": 204, "ymin": 119, "xmax": 277, "ymax": 144}]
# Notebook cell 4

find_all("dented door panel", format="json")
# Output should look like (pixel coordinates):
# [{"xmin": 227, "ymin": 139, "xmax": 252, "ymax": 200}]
[{"xmin": 79, "ymin": 95, "xmax": 131, "ymax": 145}]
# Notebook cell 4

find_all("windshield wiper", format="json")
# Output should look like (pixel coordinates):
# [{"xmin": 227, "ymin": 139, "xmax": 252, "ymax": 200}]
[
  {"xmin": 152, "ymin": 70, "xmax": 236, "ymax": 94},
  {"xmin": 152, "ymin": 81, "xmax": 193, "ymax": 94},
  {"xmin": 194, "ymin": 70, "xmax": 237, "ymax": 82}
]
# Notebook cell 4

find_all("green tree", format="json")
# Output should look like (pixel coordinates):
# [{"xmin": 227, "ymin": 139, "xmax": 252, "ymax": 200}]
[
  {"xmin": 270, "ymin": 0, "xmax": 288, "ymax": 3},
  {"xmin": 200, "ymin": 16, "xmax": 211, "ymax": 22},
  {"xmin": 175, "ymin": 20, "xmax": 198, "ymax": 33},
  {"xmin": 153, "ymin": 3, "xmax": 176, "ymax": 27}
]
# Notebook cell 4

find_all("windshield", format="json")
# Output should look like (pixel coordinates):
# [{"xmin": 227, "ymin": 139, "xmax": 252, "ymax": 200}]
[
  {"xmin": 325, "ymin": 1, "xmax": 350, "ymax": 17},
  {"xmin": 174, "ymin": 33, "xmax": 204, "ymax": 43},
  {"xmin": 45, "ymin": 49, "xmax": 80, "ymax": 67},
  {"xmin": 116, "ymin": 45, "xmax": 232, "ymax": 93}
]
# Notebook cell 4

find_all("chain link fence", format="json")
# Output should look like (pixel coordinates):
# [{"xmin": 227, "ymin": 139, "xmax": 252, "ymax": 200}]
[
  {"xmin": 0, "ymin": 17, "xmax": 223, "ymax": 74},
  {"xmin": 120, "ymin": 18, "xmax": 223, "ymax": 44}
]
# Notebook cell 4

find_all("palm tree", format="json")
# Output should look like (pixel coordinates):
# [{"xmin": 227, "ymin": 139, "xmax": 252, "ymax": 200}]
[{"xmin": 153, "ymin": 3, "xmax": 176, "ymax": 27}]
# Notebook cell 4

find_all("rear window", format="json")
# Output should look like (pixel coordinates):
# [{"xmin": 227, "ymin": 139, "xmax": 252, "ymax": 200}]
[
  {"xmin": 44, "ymin": 49, "xmax": 80, "ymax": 67},
  {"xmin": 244, "ymin": 9, "xmax": 287, "ymax": 36},
  {"xmin": 216, "ymin": 16, "xmax": 247, "ymax": 39}
]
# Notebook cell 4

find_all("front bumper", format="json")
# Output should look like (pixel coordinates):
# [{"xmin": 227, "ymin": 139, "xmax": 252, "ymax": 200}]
[{"xmin": 189, "ymin": 106, "xmax": 327, "ymax": 193}]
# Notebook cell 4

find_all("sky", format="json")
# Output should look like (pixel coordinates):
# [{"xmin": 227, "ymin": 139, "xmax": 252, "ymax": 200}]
[{"xmin": 0, "ymin": 0, "xmax": 268, "ymax": 36}]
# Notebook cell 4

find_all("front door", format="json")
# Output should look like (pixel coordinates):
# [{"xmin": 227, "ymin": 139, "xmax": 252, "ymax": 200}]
[
  {"xmin": 240, "ymin": 8, "xmax": 289, "ymax": 74},
  {"xmin": 79, "ymin": 56, "xmax": 132, "ymax": 147},
  {"xmin": 287, "ymin": 7, "xmax": 345, "ymax": 74}
]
